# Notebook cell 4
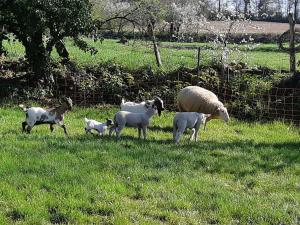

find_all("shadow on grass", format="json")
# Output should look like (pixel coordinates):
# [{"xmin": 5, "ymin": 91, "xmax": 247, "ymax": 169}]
[
  {"xmin": 13, "ymin": 130, "xmax": 300, "ymax": 179},
  {"xmin": 149, "ymin": 125, "xmax": 173, "ymax": 133}
]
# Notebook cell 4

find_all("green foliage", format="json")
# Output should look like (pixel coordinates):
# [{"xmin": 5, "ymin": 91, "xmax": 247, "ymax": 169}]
[
  {"xmin": 5, "ymin": 38, "xmax": 299, "ymax": 71},
  {"xmin": 0, "ymin": 0, "xmax": 94, "ymax": 82},
  {"xmin": 0, "ymin": 107, "xmax": 299, "ymax": 224}
]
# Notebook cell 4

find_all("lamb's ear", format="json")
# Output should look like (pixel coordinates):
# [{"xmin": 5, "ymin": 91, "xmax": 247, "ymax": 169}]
[{"xmin": 145, "ymin": 100, "xmax": 151, "ymax": 108}]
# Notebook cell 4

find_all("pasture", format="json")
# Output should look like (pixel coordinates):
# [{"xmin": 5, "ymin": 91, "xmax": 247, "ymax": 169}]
[
  {"xmin": 3, "ymin": 38, "xmax": 300, "ymax": 72},
  {"xmin": 0, "ymin": 106, "xmax": 299, "ymax": 224}
]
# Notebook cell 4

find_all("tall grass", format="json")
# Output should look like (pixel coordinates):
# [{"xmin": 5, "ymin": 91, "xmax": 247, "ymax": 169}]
[{"xmin": 0, "ymin": 107, "xmax": 299, "ymax": 224}]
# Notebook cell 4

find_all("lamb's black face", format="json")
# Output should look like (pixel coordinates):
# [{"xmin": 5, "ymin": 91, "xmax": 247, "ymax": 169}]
[
  {"xmin": 153, "ymin": 97, "xmax": 165, "ymax": 116},
  {"xmin": 106, "ymin": 119, "xmax": 114, "ymax": 126}
]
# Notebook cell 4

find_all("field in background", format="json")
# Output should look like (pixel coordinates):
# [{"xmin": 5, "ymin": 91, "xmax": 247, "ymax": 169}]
[
  {"xmin": 195, "ymin": 21, "xmax": 300, "ymax": 34},
  {"xmin": 3, "ymin": 38, "xmax": 300, "ymax": 72}
]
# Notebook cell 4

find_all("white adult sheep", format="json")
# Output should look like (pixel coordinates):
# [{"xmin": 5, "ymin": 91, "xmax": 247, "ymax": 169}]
[
  {"xmin": 120, "ymin": 97, "xmax": 164, "ymax": 116},
  {"xmin": 173, "ymin": 112, "xmax": 206, "ymax": 144},
  {"xmin": 177, "ymin": 86, "xmax": 229, "ymax": 127},
  {"xmin": 109, "ymin": 104, "xmax": 157, "ymax": 140}
]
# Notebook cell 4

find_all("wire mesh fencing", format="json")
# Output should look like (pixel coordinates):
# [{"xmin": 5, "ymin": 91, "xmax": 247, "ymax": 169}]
[{"xmin": 54, "ymin": 71, "xmax": 300, "ymax": 126}]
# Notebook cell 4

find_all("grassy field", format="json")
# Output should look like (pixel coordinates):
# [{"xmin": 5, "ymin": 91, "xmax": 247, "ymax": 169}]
[
  {"xmin": 0, "ymin": 106, "xmax": 299, "ymax": 224},
  {"xmin": 3, "ymin": 38, "xmax": 300, "ymax": 72}
]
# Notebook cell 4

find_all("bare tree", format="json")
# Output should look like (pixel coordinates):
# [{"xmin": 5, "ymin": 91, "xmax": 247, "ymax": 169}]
[
  {"xmin": 295, "ymin": 0, "xmax": 299, "ymax": 21},
  {"xmin": 244, "ymin": 0, "xmax": 250, "ymax": 17}
]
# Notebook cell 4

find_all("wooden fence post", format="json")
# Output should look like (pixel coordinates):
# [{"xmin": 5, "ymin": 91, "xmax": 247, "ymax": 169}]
[
  {"xmin": 288, "ymin": 13, "xmax": 296, "ymax": 76},
  {"xmin": 197, "ymin": 47, "xmax": 201, "ymax": 76}
]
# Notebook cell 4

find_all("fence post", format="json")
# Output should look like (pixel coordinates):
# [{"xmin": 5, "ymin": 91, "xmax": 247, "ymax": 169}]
[
  {"xmin": 197, "ymin": 47, "xmax": 201, "ymax": 76},
  {"xmin": 288, "ymin": 13, "xmax": 296, "ymax": 76}
]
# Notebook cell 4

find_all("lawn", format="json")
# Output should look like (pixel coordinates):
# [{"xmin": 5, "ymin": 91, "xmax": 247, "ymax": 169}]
[
  {"xmin": 0, "ymin": 106, "xmax": 299, "ymax": 224},
  {"xmin": 3, "ymin": 38, "xmax": 300, "ymax": 72}
]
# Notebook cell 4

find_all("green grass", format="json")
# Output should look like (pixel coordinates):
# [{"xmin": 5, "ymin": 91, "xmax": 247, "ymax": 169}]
[
  {"xmin": 0, "ymin": 106, "xmax": 299, "ymax": 224},
  {"xmin": 3, "ymin": 38, "xmax": 300, "ymax": 72}
]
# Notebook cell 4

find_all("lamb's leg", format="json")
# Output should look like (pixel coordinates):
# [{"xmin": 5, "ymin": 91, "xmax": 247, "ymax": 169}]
[
  {"xmin": 109, "ymin": 126, "xmax": 115, "ymax": 136},
  {"xmin": 194, "ymin": 121, "xmax": 201, "ymax": 142},
  {"xmin": 85, "ymin": 127, "xmax": 91, "ymax": 134},
  {"xmin": 173, "ymin": 127, "xmax": 177, "ymax": 142},
  {"xmin": 26, "ymin": 126, "xmax": 33, "ymax": 134},
  {"xmin": 175, "ymin": 121, "xmax": 186, "ymax": 144},
  {"xmin": 189, "ymin": 128, "xmax": 195, "ymax": 141},
  {"xmin": 175, "ymin": 130, "xmax": 184, "ymax": 144},
  {"xmin": 203, "ymin": 114, "xmax": 212, "ymax": 130},
  {"xmin": 62, "ymin": 125, "xmax": 68, "ymax": 135},
  {"xmin": 115, "ymin": 126, "xmax": 123, "ymax": 140},
  {"xmin": 57, "ymin": 122, "xmax": 68, "ymax": 135},
  {"xmin": 142, "ymin": 127, "xmax": 147, "ymax": 140},
  {"xmin": 50, "ymin": 124, "xmax": 55, "ymax": 132},
  {"xmin": 138, "ymin": 127, "xmax": 142, "ymax": 139},
  {"xmin": 22, "ymin": 121, "xmax": 27, "ymax": 132},
  {"xmin": 194, "ymin": 129, "xmax": 200, "ymax": 142},
  {"xmin": 173, "ymin": 120, "xmax": 178, "ymax": 141}
]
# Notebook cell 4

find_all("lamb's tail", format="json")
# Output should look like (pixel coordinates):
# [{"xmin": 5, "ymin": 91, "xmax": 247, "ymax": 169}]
[
  {"xmin": 84, "ymin": 117, "xmax": 90, "ymax": 123},
  {"xmin": 19, "ymin": 104, "xmax": 28, "ymax": 112}
]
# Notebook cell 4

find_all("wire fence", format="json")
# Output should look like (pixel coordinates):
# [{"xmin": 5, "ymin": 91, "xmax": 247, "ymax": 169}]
[
  {"xmin": 1, "ymin": 38, "xmax": 300, "ymax": 125},
  {"xmin": 54, "ymin": 72, "xmax": 300, "ymax": 126}
]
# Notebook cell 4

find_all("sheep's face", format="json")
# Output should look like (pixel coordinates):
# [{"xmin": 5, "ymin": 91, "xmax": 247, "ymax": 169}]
[
  {"xmin": 217, "ymin": 106, "xmax": 230, "ymax": 122},
  {"xmin": 153, "ymin": 97, "xmax": 164, "ymax": 116}
]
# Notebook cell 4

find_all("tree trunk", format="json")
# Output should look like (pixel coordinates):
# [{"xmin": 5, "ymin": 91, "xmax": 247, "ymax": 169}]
[
  {"xmin": 0, "ymin": 29, "xmax": 7, "ymax": 55},
  {"xmin": 149, "ymin": 23, "xmax": 162, "ymax": 67},
  {"xmin": 295, "ymin": 0, "xmax": 299, "ymax": 22},
  {"xmin": 152, "ymin": 36, "xmax": 162, "ymax": 67},
  {"xmin": 288, "ymin": 13, "xmax": 296, "ymax": 76},
  {"xmin": 244, "ymin": 0, "xmax": 250, "ymax": 18},
  {"xmin": 0, "ymin": 39, "xmax": 4, "ymax": 55},
  {"xmin": 22, "ymin": 32, "xmax": 52, "ymax": 87}
]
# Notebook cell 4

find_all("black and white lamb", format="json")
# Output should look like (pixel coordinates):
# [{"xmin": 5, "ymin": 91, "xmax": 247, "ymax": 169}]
[
  {"xmin": 19, "ymin": 97, "xmax": 73, "ymax": 135},
  {"xmin": 84, "ymin": 118, "xmax": 113, "ymax": 135}
]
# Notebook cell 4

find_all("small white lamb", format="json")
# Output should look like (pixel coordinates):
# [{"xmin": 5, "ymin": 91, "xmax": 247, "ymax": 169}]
[
  {"xmin": 173, "ymin": 112, "xmax": 207, "ymax": 144},
  {"xmin": 109, "ymin": 104, "xmax": 157, "ymax": 140},
  {"xmin": 84, "ymin": 118, "xmax": 113, "ymax": 135}
]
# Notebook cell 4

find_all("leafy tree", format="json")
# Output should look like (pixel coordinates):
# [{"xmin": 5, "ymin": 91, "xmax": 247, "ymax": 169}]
[{"xmin": 0, "ymin": 0, "xmax": 95, "ymax": 85}]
